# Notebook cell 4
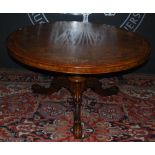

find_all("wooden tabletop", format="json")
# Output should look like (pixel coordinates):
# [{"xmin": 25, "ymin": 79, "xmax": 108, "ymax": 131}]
[{"xmin": 7, "ymin": 21, "xmax": 151, "ymax": 74}]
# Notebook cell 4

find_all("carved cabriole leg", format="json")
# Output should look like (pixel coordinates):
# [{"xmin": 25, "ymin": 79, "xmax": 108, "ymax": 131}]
[
  {"xmin": 32, "ymin": 76, "xmax": 70, "ymax": 94},
  {"xmin": 86, "ymin": 78, "xmax": 119, "ymax": 96},
  {"xmin": 68, "ymin": 76, "xmax": 86, "ymax": 139}
]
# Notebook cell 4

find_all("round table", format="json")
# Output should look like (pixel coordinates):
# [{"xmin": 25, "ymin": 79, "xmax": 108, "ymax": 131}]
[{"xmin": 7, "ymin": 21, "xmax": 151, "ymax": 139}]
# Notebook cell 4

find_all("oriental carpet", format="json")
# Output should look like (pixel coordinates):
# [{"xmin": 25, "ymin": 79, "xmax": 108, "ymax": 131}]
[{"xmin": 0, "ymin": 69, "xmax": 155, "ymax": 142}]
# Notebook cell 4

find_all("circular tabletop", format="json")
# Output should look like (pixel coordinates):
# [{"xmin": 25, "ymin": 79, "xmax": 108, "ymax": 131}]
[{"xmin": 7, "ymin": 21, "xmax": 151, "ymax": 74}]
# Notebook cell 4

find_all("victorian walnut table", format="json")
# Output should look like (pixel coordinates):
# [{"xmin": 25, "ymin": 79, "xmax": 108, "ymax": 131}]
[{"xmin": 7, "ymin": 21, "xmax": 151, "ymax": 139}]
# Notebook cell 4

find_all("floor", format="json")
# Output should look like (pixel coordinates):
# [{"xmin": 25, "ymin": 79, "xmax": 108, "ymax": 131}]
[{"xmin": 0, "ymin": 69, "xmax": 155, "ymax": 141}]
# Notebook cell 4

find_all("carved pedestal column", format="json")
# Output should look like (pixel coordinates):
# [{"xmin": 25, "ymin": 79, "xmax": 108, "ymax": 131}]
[
  {"xmin": 69, "ymin": 77, "xmax": 86, "ymax": 139},
  {"xmin": 32, "ymin": 76, "xmax": 119, "ymax": 139}
]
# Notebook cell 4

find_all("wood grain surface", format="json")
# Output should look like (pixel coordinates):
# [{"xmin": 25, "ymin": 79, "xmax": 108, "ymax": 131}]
[{"xmin": 7, "ymin": 21, "xmax": 151, "ymax": 74}]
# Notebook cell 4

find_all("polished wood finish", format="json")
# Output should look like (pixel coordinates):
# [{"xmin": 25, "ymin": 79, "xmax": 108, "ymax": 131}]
[
  {"xmin": 7, "ymin": 22, "xmax": 151, "ymax": 139},
  {"xmin": 7, "ymin": 22, "xmax": 151, "ymax": 74}
]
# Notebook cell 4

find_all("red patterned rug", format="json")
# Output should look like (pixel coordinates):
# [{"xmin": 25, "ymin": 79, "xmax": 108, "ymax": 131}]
[{"xmin": 0, "ymin": 69, "xmax": 155, "ymax": 142}]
